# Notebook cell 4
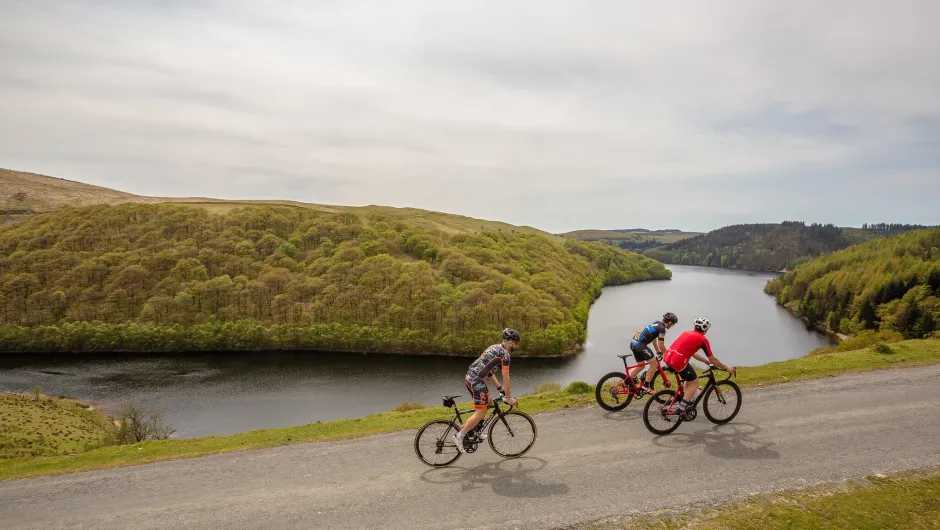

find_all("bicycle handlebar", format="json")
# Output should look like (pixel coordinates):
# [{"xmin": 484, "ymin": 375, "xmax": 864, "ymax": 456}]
[
  {"xmin": 703, "ymin": 364, "xmax": 736, "ymax": 379},
  {"xmin": 493, "ymin": 392, "xmax": 515, "ymax": 411}
]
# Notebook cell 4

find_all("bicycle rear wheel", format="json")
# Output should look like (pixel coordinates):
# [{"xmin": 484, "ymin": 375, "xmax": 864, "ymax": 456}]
[
  {"xmin": 703, "ymin": 381, "xmax": 742, "ymax": 424},
  {"xmin": 642, "ymin": 389, "xmax": 683, "ymax": 435},
  {"xmin": 414, "ymin": 420, "xmax": 462, "ymax": 467},
  {"xmin": 595, "ymin": 372, "xmax": 634, "ymax": 411},
  {"xmin": 488, "ymin": 411, "xmax": 537, "ymax": 458}
]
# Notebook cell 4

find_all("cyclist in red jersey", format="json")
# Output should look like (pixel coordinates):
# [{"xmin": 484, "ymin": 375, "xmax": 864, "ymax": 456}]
[{"xmin": 662, "ymin": 317, "xmax": 736, "ymax": 415}]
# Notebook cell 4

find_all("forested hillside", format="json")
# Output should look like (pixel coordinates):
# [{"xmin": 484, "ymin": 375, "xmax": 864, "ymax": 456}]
[
  {"xmin": 764, "ymin": 228, "xmax": 940, "ymax": 338},
  {"xmin": 643, "ymin": 221, "xmax": 934, "ymax": 271},
  {"xmin": 644, "ymin": 222, "xmax": 861, "ymax": 271},
  {"xmin": 0, "ymin": 203, "xmax": 670, "ymax": 355}
]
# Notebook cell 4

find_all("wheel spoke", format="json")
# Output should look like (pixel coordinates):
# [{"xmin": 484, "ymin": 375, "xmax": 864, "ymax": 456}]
[
  {"xmin": 488, "ymin": 412, "xmax": 537, "ymax": 458},
  {"xmin": 703, "ymin": 381, "xmax": 742, "ymax": 425},
  {"xmin": 414, "ymin": 420, "xmax": 461, "ymax": 467}
]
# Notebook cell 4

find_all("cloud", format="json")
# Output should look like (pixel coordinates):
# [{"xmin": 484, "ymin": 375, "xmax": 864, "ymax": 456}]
[{"xmin": 1, "ymin": 0, "xmax": 938, "ymax": 233}]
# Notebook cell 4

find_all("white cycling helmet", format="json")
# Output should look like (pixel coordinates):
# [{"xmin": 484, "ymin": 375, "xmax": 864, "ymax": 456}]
[{"xmin": 694, "ymin": 317, "xmax": 711, "ymax": 333}]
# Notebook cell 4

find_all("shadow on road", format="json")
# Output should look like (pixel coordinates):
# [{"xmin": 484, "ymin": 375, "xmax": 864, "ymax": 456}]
[
  {"xmin": 600, "ymin": 408, "xmax": 643, "ymax": 422},
  {"xmin": 652, "ymin": 422, "xmax": 780, "ymax": 460},
  {"xmin": 419, "ymin": 457, "xmax": 569, "ymax": 498}
]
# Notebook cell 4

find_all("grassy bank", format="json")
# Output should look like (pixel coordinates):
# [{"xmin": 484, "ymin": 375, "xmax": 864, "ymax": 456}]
[
  {"xmin": 583, "ymin": 467, "xmax": 940, "ymax": 530},
  {"xmin": 0, "ymin": 392, "xmax": 115, "ymax": 459},
  {"xmin": 2, "ymin": 339, "xmax": 938, "ymax": 482}
]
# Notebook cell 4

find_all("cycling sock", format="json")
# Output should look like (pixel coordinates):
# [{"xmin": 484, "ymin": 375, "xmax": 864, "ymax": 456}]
[{"xmin": 456, "ymin": 432, "xmax": 465, "ymax": 441}]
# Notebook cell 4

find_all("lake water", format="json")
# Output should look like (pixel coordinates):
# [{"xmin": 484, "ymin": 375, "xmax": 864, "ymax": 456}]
[{"xmin": 0, "ymin": 265, "xmax": 832, "ymax": 438}]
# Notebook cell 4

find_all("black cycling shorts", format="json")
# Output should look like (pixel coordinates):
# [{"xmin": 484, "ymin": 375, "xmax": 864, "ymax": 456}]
[
  {"xmin": 631, "ymin": 344, "xmax": 655, "ymax": 362},
  {"xmin": 676, "ymin": 364, "xmax": 698, "ymax": 382}
]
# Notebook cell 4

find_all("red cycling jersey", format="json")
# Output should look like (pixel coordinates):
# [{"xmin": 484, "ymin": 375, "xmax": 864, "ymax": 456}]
[{"xmin": 663, "ymin": 330, "xmax": 714, "ymax": 370}]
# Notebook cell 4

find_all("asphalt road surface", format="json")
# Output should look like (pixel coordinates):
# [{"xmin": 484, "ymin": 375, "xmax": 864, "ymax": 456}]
[{"xmin": 3, "ymin": 365, "xmax": 939, "ymax": 530}]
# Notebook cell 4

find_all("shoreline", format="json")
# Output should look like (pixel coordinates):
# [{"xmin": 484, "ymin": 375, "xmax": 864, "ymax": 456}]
[
  {"xmin": 0, "ymin": 275, "xmax": 674, "ymax": 359},
  {"xmin": 653, "ymin": 261, "xmax": 787, "ymax": 275},
  {"xmin": 765, "ymin": 293, "xmax": 848, "ymax": 344},
  {"xmin": 0, "ymin": 343, "xmax": 583, "ymax": 359}
]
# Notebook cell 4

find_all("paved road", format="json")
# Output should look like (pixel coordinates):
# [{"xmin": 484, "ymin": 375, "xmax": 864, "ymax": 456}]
[{"xmin": 2, "ymin": 366, "xmax": 939, "ymax": 530}]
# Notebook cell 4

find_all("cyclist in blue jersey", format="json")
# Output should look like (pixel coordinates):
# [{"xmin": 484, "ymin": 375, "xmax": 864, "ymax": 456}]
[
  {"xmin": 628, "ymin": 312, "xmax": 678, "ymax": 395},
  {"xmin": 453, "ymin": 328, "xmax": 520, "ymax": 453}
]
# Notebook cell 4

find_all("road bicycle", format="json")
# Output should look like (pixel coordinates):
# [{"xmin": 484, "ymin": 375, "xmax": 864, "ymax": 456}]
[
  {"xmin": 413, "ymin": 392, "xmax": 537, "ymax": 467},
  {"xmin": 595, "ymin": 352, "xmax": 675, "ymax": 411},
  {"xmin": 642, "ymin": 364, "xmax": 742, "ymax": 435}
]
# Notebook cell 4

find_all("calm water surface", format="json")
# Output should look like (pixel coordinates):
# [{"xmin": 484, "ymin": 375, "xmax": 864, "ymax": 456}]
[{"xmin": 0, "ymin": 265, "xmax": 832, "ymax": 438}]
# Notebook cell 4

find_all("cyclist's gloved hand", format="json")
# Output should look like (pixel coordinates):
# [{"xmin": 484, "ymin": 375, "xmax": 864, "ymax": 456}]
[{"xmin": 506, "ymin": 396, "xmax": 518, "ymax": 406}]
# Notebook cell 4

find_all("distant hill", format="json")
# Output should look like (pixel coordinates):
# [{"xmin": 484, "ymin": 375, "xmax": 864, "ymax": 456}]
[
  {"xmin": 764, "ymin": 227, "xmax": 940, "ymax": 338},
  {"xmin": 0, "ymin": 168, "xmax": 162, "ymax": 216},
  {"xmin": 0, "ymin": 168, "xmax": 559, "ymax": 240},
  {"xmin": 642, "ymin": 221, "xmax": 934, "ymax": 272},
  {"xmin": 558, "ymin": 228, "xmax": 701, "ymax": 253}
]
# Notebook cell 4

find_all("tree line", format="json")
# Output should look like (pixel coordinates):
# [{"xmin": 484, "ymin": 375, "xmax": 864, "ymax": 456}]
[
  {"xmin": 643, "ymin": 221, "xmax": 875, "ymax": 271},
  {"xmin": 0, "ymin": 203, "xmax": 671, "ymax": 355},
  {"xmin": 860, "ymin": 222, "xmax": 932, "ymax": 235},
  {"xmin": 764, "ymin": 227, "xmax": 940, "ymax": 339}
]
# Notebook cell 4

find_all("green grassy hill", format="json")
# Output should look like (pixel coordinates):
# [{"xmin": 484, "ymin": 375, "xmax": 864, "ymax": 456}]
[
  {"xmin": 0, "ymin": 170, "xmax": 670, "ymax": 356},
  {"xmin": 1, "ymin": 168, "xmax": 559, "ymax": 240},
  {"xmin": 0, "ymin": 392, "xmax": 115, "ymax": 459}
]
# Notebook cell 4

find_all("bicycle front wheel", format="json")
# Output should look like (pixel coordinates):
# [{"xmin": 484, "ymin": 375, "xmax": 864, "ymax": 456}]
[
  {"xmin": 488, "ymin": 411, "xmax": 537, "ymax": 458},
  {"xmin": 414, "ymin": 420, "xmax": 462, "ymax": 467},
  {"xmin": 595, "ymin": 372, "xmax": 633, "ymax": 411},
  {"xmin": 642, "ymin": 389, "xmax": 683, "ymax": 435},
  {"xmin": 703, "ymin": 381, "xmax": 742, "ymax": 424}
]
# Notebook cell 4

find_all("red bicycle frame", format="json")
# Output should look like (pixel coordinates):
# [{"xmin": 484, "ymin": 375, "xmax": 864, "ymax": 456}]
[{"xmin": 612, "ymin": 353, "xmax": 677, "ymax": 397}]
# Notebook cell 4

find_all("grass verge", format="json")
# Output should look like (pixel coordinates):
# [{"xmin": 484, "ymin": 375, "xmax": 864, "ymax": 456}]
[
  {"xmin": 0, "ymin": 393, "xmax": 115, "ymax": 459},
  {"xmin": 581, "ymin": 467, "xmax": 940, "ymax": 530},
  {"xmin": 2, "ymin": 338, "xmax": 938, "ymax": 482}
]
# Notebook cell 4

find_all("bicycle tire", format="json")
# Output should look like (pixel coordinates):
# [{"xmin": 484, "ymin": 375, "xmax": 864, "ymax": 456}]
[
  {"xmin": 594, "ymin": 371, "xmax": 634, "ymax": 411},
  {"xmin": 642, "ymin": 389, "xmax": 683, "ymax": 435},
  {"xmin": 414, "ymin": 420, "xmax": 462, "ymax": 467},
  {"xmin": 487, "ymin": 411, "xmax": 537, "ymax": 458},
  {"xmin": 703, "ymin": 380, "xmax": 742, "ymax": 424}
]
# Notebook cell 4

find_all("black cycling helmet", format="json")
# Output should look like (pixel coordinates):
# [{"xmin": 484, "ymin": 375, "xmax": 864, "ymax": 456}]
[
  {"xmin": 662, "ymin": 312, "xmax": 678, "ymax": 325},
  {"xmin": 502, "ymin": 328, "xmax": 521, "ymax": 342}
]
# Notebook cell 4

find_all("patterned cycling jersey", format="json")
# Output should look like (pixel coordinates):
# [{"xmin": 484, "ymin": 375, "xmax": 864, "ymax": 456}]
[
  {"xmin": 466, "ymin": 343, "xmax": 510, "ymax": 381},
  {"xmin": 631, "ymin": 320, "xmax": 667, "ymax": 348}
]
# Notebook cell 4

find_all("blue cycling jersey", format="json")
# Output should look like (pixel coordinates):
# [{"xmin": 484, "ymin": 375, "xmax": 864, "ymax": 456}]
[{"xmin": 631, "ymin": 320, "xmax": 667, "ymax": 348}]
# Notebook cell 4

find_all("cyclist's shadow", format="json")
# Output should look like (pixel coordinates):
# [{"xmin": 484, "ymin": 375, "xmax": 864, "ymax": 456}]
[
  {"xmin": 420, "ymin": 457, "xmax": 569, "ymax": 499},
  {"xmin": 652, "ymin": 422, "xmax": 780, "ymax": 460}
]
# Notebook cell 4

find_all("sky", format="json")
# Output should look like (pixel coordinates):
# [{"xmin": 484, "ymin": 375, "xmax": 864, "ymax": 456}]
[{"xmin": 2, "ymin": 1, "xmax": 939, "ymax": 234}]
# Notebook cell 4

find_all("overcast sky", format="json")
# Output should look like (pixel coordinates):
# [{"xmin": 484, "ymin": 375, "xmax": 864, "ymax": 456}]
[{"xmin": 2, "ymin": 1, "xmax": 939, "ymax": 233}]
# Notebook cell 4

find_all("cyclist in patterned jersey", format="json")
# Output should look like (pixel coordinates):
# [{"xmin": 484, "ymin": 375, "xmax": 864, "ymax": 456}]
[
  {"xmin": 663, "ymin": 317, "xmax": 736, "ymax": 416},
  {"xmin": 628, "ymin": 312, "xmax": 678, "ymax": 395},
  {"xmin": 453, "ymin": 328, "xmax": 520, "ymax": 453}
]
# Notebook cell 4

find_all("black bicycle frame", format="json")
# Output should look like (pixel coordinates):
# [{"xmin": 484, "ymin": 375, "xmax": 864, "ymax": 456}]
[
  {"xmin": 677, "ymin": 366, "xmax": 730, "ymax": 409},
  {"xmin": 448, "ymin": 398, "xmax": 511, "ymax": 440}
]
